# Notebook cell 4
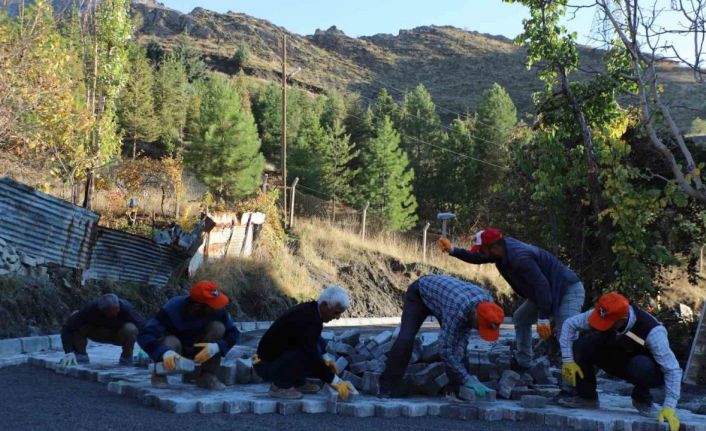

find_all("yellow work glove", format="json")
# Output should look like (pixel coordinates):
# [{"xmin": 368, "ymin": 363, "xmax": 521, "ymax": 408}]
[
  {"xmin": 162, "ymin": 350, "xmax": 182, "ymax": 371},
  {"xmin": 329, "ymin": 375, "xmax": 352, "ymax": 400},
  {"xmin": 323, "ymin": 358, "xmax": 338, "ymax": 375},
  {"xmin": 251, "ymin": 354, "xmax": 261, "ymax": 365},
  {"xmin": 562, "ymin": 362, "xmax": 584, "ymax": 387},
  {"xmin": 657, "ymin": 407, "xmax": 680, "ymax": 431},
  {"xmin": 438, "ymin": 238, "xmax": 453, "ymax": 254},
  {"xmin": 536, "ymin": 319, "xmax": 552, "ymax": 340},
  {"xmin": 194, "ymin": 343, "xmax": 220, "ymax": 364}
]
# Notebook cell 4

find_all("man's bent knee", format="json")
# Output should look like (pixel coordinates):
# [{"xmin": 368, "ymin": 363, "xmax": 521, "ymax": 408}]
[
  {"xmin": 162, "ymin": 335, "xmax": 182, "ymax": 353},
  {"xmin": 202, "ymin": 321, "xmax": 225, "ymax": 342}
]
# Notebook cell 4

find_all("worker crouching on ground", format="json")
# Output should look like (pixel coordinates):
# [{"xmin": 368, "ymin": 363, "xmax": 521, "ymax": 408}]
[
  {"xmin": 440, "ymin": 227, "xmax": 584, "ymax": 369},
  {"xmin": 59, "ymin": 293, "xmax": 145, "ymax": 367},
  {"xmin": 137, "ymin": 280, "xmax": 240, "ymax": 391},
  {"xmin": 253, "ymin": 285, "xmax": 356, "ymax": 400},
  {"xmin": 378, "ymin": 274, "xmax": 504, "ymax": 399},
  {"xmin": 558, "ymin": 293, "xmax": 682, "ymax": 431}
]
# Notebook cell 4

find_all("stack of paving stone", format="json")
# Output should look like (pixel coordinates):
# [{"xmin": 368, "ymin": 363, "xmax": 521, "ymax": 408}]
[{"xmin": 252, "ymin": 328, "xmax": 564, "ymax": 403}]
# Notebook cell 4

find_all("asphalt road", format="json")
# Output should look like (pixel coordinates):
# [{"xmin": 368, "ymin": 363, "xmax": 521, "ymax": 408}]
[{"xmin": 0, "ymin": 365, "xmax": 566, "ymax": 431}]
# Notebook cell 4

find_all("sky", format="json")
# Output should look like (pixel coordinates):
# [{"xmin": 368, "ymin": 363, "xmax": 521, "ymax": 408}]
[{"xmin": 160, "ymin": 0, "xmax": 695, "ymax": 62}]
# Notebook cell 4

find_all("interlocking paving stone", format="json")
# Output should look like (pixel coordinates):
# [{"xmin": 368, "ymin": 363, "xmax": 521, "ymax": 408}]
[
  {"xmin": 0, "ymin": 338, "xmax": 23, "ymax": 357},
  {"xmin": 20, "ymin": 336, "xmax": 50, "ymax": 354},
  {"xmin": 19, "ymin": 344, "xmax": 706, "ymax": 431},
  {"xmin": 301, "ymin": 399, "xmax": 328, "ymax": 414}
]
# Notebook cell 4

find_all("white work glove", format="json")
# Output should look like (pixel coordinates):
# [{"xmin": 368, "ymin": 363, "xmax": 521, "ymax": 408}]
[
  {"xmin": 194, "ymin": 343, "xmax": 220, "ymax": 364},
  {"xmin": 161, "ymin": 350, "xmax": 182, "ymax": 371},
  {"xmin": 59, "ymin": 352, "xmax": 78, "ymax": 368}
]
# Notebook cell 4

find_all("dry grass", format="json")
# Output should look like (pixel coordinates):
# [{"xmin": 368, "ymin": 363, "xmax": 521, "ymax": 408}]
[{"xmin": 293, "ymin": 217, "xmax": 511, "ymax": 293}]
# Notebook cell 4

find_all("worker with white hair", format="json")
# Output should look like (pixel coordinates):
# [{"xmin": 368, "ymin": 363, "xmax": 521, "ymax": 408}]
[{"xmin": 253, "ymin": 285, "xmax": 356, "ymax": 399}]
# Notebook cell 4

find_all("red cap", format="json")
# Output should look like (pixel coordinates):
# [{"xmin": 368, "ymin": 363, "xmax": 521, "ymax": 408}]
[
  {"xmin": 588, "ymin": 293, "xmax": 629, "ymax": 331},
  {"xmin": 190, "ymin": 280, "xmax": 229, "ymax": 310},
  {"xmin": 476, "ymin": 301, "xmax": 504, "ymax": 342},
  {"xmin": 469, "ymin": 227, "xmax": 503, "ymax": 253}
]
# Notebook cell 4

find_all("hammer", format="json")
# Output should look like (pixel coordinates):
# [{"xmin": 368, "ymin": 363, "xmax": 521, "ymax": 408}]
[{"xmin": 436, "ymin": 212, "xmax": 456, "ymax": 237}]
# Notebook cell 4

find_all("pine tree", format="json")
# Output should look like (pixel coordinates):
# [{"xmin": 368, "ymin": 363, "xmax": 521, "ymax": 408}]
[
  {"xmin": 469, "ymin": 83, "xmax": 517, "ymax": 199},
  {"xmin": 173, "ymin": 32, "xmax": 206, "ymax": 82},
  {"xmin": 320, "ymin": 120, "xmax": 359, "ymax": 202},
  {"xmin": 437, "ymin": 118, "xmax": 474, "ymax": 211},
  {"xmin": 187, "ymin": 73, "xmax": 264, "ymax": 200},
  {"xmin": 252, "ymin": 82, "xmax": 302, "ymax": 161},
  {"xmin": 398, "ymin": 84, "xmax": 442, "ymax": 218},
  {"xmin": 153, "ymin": 54, "xmax": 188, "ymax": 153},
  {"xmin": 289, "ymin": 107, "xmax": 327, "ymax": 189},
  {"xmin": 117, "ymin": 44, "xmax": 158, "ymax": 158},
  {"xmin": 145, "ymin": 39, "xmax": 164, "ymax": 65},
  {"xmin": 371, "ymin": 88, "xmax": 400, "ymax": 130},
  {"xmin": 320, "ymin": 92, "xmax": 346, "ymax": 130},
  {"xmin": 360, "ymin": 117, "xmax": 418, "ymax": 232}
]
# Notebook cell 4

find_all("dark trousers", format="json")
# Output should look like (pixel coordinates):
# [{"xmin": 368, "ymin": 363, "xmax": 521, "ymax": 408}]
[
  {"xmin": 160, "ymin": 321, "xmax": 225, "ymax": 375},
  {"xmin": 73, "ymin": 322, "xmax": 139, "ymax": 358},
  {"xmin": 254, "ymin": 348, "xmax": 323, "ymax": 389},
  {"xmin": 574, "ymin": 332, "xmax": 664, "ymax": 402},
  {"xmin": 379, "ymin": 281, "xmax": 431, "ymax": 393}
]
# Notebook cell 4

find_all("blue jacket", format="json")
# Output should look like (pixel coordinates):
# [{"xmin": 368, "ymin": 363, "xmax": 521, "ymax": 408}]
[
  {"xmin": 137, "ymin": 296, "xmax": 240, "ymax": 361},
  {"xmin": 451, "ymin": 237, "xmax": 580, "ymax": 319}
]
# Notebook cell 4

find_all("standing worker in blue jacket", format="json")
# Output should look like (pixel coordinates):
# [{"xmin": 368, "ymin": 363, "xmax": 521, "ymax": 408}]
[
  {"xmin": 137, "ymin": 280, "xmax": 240, "ymax": 390},
  {"xmin": 439, "ymin": 227, "xmax": 584, "ymax": 369},
  {"xmin": 59, "ymin": 293, "xmax": 145, "ymax": 367}
]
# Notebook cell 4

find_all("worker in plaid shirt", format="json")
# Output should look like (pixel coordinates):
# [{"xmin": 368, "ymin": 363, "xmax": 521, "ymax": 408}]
[{"xmin": 378, "ymin": 274, "xmax": 504, "ymax": 398}]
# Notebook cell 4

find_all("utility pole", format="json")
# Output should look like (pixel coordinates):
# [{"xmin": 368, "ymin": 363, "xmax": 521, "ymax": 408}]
[{"xmin": 281, "ymin": 33, "xmax": 288, "ymax": 222}]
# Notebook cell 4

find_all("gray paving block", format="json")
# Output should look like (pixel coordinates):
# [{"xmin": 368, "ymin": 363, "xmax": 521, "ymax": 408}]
[
  {"xmin": 107, "ymin": 381, "xmax": 126, "ymax": 394},
  {"xmin": 529, "ymin": 357, "xmax": 551, "ymax": 384},
  {"xmin": 372, "ymin": 330, "xmax": 393, "ymax": 346},
  {"xmin": 338, "ymin": 329, "xmax": 361, "ymax": 346},
  {"xmin": 523, "ymin": 410, "xmax": 546, "ymax": 424},
  {"xmin": 478, "ymin": 389, "xmax": 497, "ymax": 402},
  {"xmin": 411, "ymin": 362, "xmax": 445, "ymax": 386},
  {"xmin": 197, "ymin": 400, "xmax": 224, "ymax": 414},
  {"xmin": 375, "ymin": 403, "xmax": 401, "ymax": 418},
  {"xmin": 335, "ymin": 356, "xmax": 349, "ymax": 373},
  {"xmin": 337, "ymin": 402, "xmax": 375, "ymax": 417},
  {"xmin": 520, "ymin": 395, "xmax": 548, "ymax": 408},
  {"xmin": 421, "ymin": 339, "xmax": 440, "ymax": 362},
  {"xmin": 401, "ymin": 402, "xmax": 429, "ymax": 417},
  {"xmin": 440, "ymin": 404, "xmax": 461, "ymax": 419},
  {"xmin": 20, "ymin": 336, "xmax": 50, "ymax": 353},
  {"xmin": 251, "ymin": 399, "xmax": 278, "ymax": 414},
  {"xmin": 301, "ymin": 399, "xmax": 328, "ymax": 414},
  {"xmin": 498, "ymin": 369, "xmax": 521, "ymax": 399},
  {"xmin": 217, "ymin": 363, "xmax": 237, "ymax": 386},
  {"xmin": 478, "ymin": 406, "xmax": 504, "ymax": 421},
  {"xmin": 341, "ymin": 370, "xmax": 362, "ymax": 389},
  {"xmin": 426, "ymin": 402, "xmax": 445, "ymax": 416},
  {"xmin": 277, "ymin": 400, "xmax": 302, "ymax": 415},
  {"xmin": 235, "ymin": 358, "xmax": 252, "ymax": 384},
  {"xmin": 350, "ymin": 361, "xmax": 368, "ymax": 374},
  {"xmin": 48, "ymin": 335, "xmax": 63, "ymax": 351},
  {"xmin": 224, "ymin": 399, "xmax": 251, "ymax": 414},
  {"xmin": 159, "ymin": 397, "xmax": 198, "ymax": 414},
  {"xmin": 362, "ymin": 372, "xmax": 380, "ymax": 394},
  {"xmin": 458, "ymin": 386, "xmax": 476, "ymax": 402},
  {"xmin": 543, "ymin": 412, "xmax": 568, "ymax": 426},
  {"xmin": 503, "ymin": 408, "xmax": 526, "ymax": 421}
]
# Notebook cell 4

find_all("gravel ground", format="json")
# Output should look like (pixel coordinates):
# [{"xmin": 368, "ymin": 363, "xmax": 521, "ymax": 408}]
[{"xmin": 0, "ymin": 365, "xmax": 565, "ymax": 431}]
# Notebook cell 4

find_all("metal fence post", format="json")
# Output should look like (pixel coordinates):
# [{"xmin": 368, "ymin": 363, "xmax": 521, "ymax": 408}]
[
  {"xmin": 262, "ymin": 174, "xmax": 269, "ymax": 193},
  {"xmin": 289, "ymin": 177, "xmax": 299, "ymax": 228},
  {"xmin": 361, "ymin": 201, "xmax": 370, "ymax": 240},
  {"xmin": 422, "ymin": 222, "xmax": 431, "ymax": 262}
]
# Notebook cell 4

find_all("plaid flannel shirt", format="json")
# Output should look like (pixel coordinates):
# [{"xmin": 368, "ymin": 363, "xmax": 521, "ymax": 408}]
[
  {"xmin": 417, "ymin": 274, "xmax": 494, "ymax": 386},
  {"xmin": 560, "ymin": 308, "xmax": 682, "ymax": 408}
]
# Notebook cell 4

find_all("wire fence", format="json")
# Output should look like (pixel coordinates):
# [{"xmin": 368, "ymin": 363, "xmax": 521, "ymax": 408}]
[{"xmin": 272, "ymin": 177, "xmax": 464, "ymax": 262}]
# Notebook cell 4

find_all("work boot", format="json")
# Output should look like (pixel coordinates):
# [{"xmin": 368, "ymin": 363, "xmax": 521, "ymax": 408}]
[
  {"xmin": 557, "ymin": 395, "xmax": 600, "ymax": 409},
  {"xmin": 118, "ymin": 355, "xmax": 133, "ymax": 366},
  {"xmin": 632, "ymin": 398, "xmax": 659, "ymax": 417},
  {"xmin": 151, "ymin": 372, "xmax": 169, "ymax": 389},
  {"xmin": 196, "ymin": 373, "xmax": 226, "ymax": 391},
  {"xmin": 510, "ymin": 357, "xmax": 530, "ymax": 373},
  {"xmin": 268, "ymin": 384, "xmax": 303, "ymax": 399},
  {"xmin": 75, "ymin": 353, "xmax": 90, "ymax": 364},
  {"xmin": 296, "ymin": 382, "xmax": 321, "ymax": 394}
]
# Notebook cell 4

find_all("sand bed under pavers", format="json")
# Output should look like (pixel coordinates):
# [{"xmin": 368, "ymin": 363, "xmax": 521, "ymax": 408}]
[{"xmin": 24, "ymin": 345, "xmax": 706, "ymax": 431}]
